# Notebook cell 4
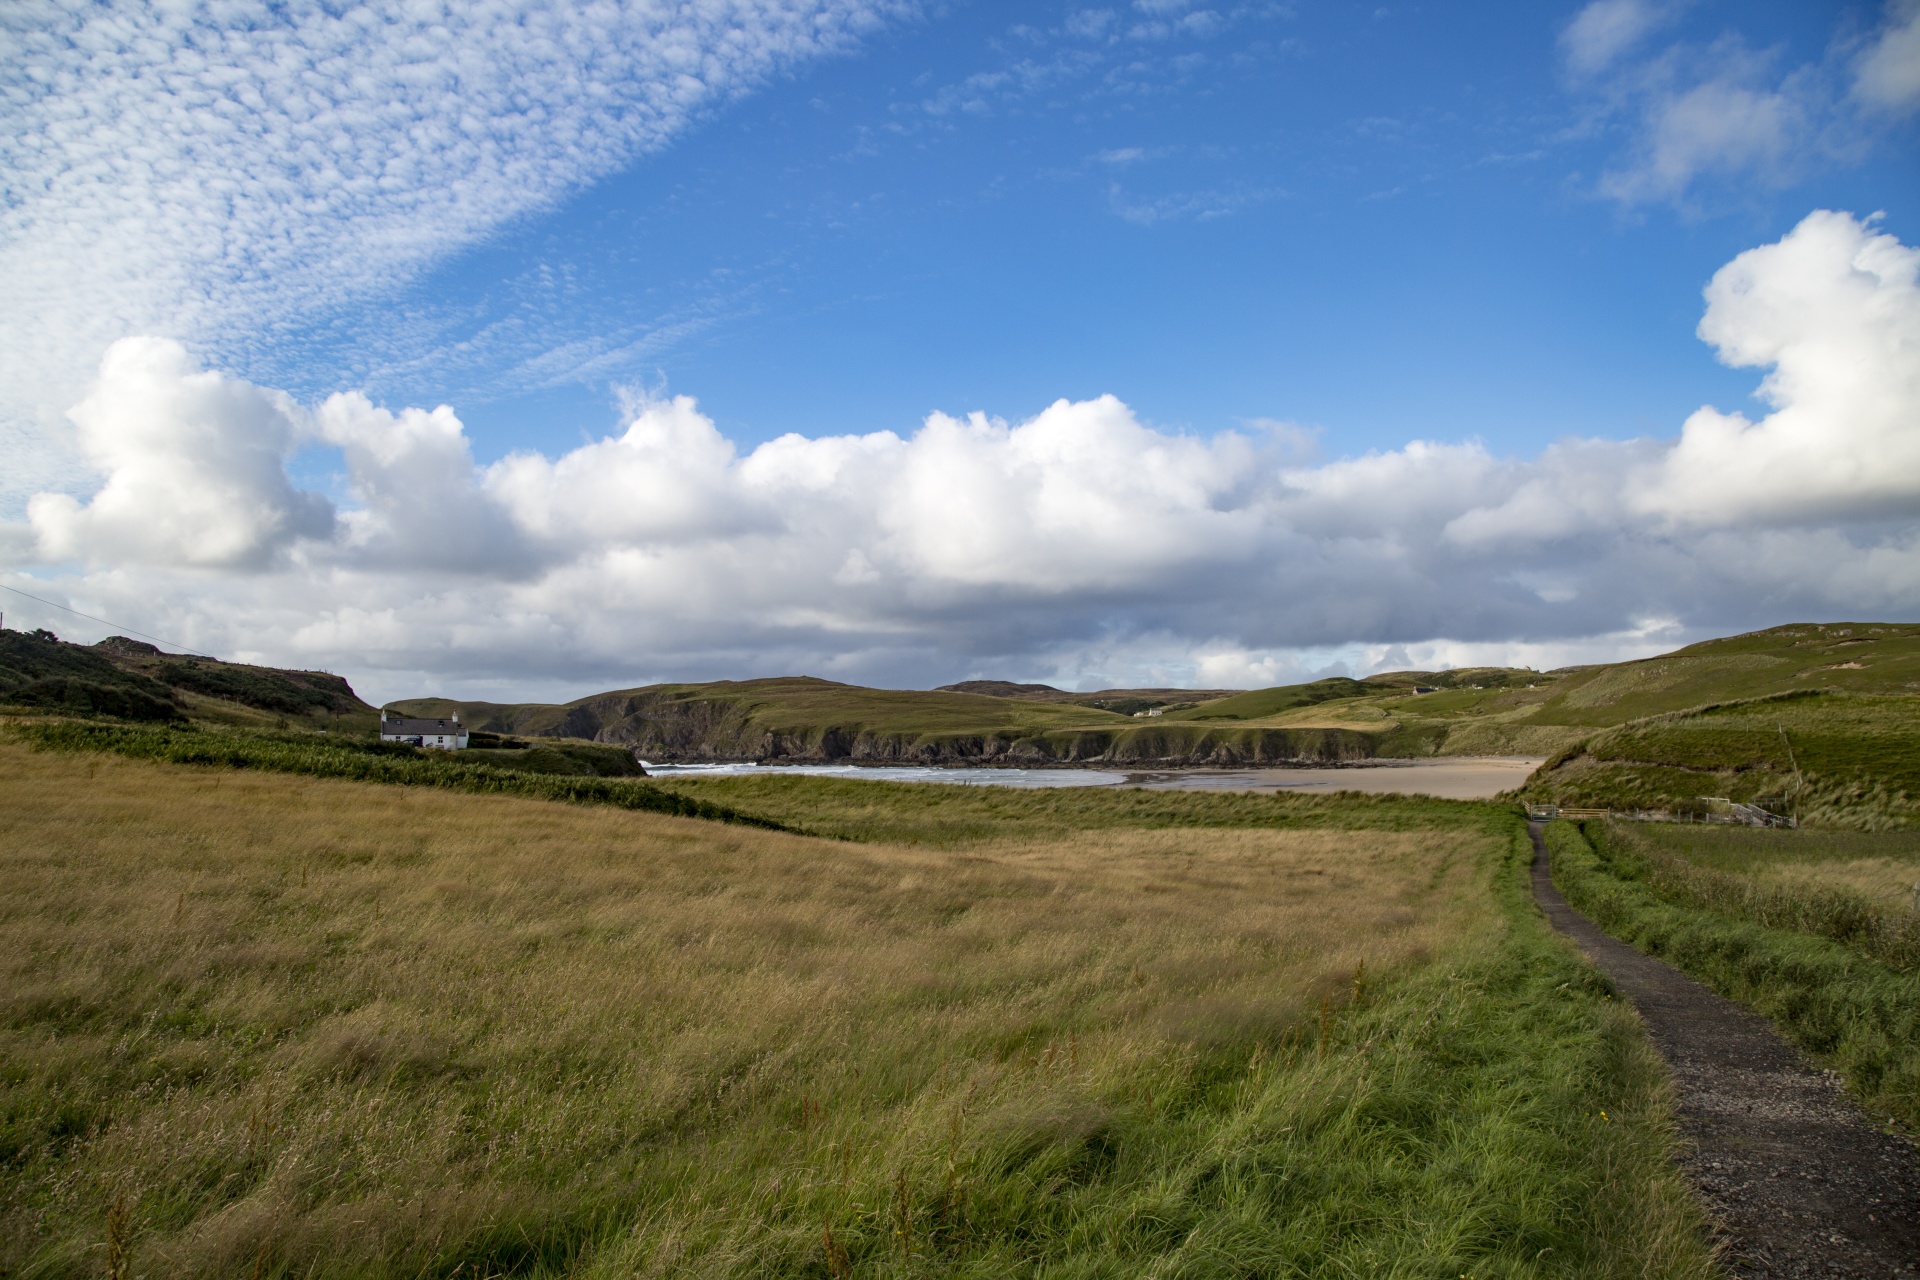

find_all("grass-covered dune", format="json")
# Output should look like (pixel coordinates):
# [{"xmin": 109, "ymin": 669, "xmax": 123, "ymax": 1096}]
[
  {"xmin": 1, "ymin": 737, "xmax": 1717, "ymax": 1278},
  {"xmin": 1523, "ymin": 690, "xmax": 1920, "ymax": 828}
]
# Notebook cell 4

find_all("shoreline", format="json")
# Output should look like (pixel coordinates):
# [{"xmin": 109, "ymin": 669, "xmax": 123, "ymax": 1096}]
[
  {"xmin": 640, "ymin": 756, "xmax": 1549, "ymax": 801},
  {"xmin": 645, "ymin": 754, "xmax": 1543, "ymax": 772}
]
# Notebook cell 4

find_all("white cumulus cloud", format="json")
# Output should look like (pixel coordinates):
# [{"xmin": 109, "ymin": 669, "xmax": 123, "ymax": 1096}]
[
  {"xmin": 1639, "ymin": 210, "xmax": 1920, "ymax": 523},
  {"xmin": 25, "ymin": 337, "xmax": 332, "ymax": 569},
  {"xmin": 4, "ymin": 210, "xmax": 1918, "ymax": 702}
]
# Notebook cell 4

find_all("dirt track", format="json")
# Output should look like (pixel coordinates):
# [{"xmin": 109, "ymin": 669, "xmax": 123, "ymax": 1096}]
[{"xmin": 1528, "ymin": 822, "xmax": 1920, "ymax": 1278}]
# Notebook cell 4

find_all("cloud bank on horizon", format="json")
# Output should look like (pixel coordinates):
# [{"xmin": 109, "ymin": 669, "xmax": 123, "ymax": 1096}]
[
  {"xmin": 3, "ymin": 0, "xmax": 1919, "ymax": 703},
  {"xmin": 4, "ymin": 209, "xmax": 1917, "ymax": 702}
]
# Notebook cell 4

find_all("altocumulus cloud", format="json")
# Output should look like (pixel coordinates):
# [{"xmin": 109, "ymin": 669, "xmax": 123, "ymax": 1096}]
[
  {"xmin": 1566, "ymin": 0, "xmax": 1920, "ymax": 207},
  {"xmin": 0, "ymin": 0, "xmax": 909, "ymax": 500},
  {"xmin": 3, "ymin": 210, "xmax": 1917, "ymax": 702}
]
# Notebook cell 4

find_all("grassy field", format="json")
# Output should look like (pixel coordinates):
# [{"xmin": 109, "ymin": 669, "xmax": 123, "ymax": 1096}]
[
  {"xmin": 1619, "ymin": 823, "xmax": 1920, "ymax": 916},
  {"xmin": 641, "ymin": 771, "xmax": 1493, "ymax": 846},
  {"xmin": 3, "ymin": 720, "xmax": 776, "ymax": 828},
  {"xmin": 0, "ymin": 740, "xmax": 1719, "ymax": 1278},
  {"xmin": 1547, "ymin": 820, "xmax": 1920, "ymax": 1131}
]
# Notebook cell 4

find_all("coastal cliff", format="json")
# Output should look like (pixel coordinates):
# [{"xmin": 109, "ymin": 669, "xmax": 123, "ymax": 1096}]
[{"xmin": 393, "ymin": 677, "xmax": 1428, "ymax": 766}]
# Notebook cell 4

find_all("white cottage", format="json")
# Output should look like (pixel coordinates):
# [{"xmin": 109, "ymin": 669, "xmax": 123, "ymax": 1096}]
[{"xmin": 380, "ymin": 710, "xmax": 470, "ymax": 749}]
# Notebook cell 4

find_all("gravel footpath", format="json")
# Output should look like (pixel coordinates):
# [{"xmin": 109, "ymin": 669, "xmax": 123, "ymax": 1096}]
[{"xmin": 1528, "ymin": 822, "xmax": 1920, "ymax": 1279}]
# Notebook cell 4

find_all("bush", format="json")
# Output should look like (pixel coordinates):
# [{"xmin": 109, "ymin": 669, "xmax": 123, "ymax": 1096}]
[
  {"xmin": 155, "ymin": 659, "xmax": 361, "ymax": 715},
  {"xmin": 0, "ymin": 629, "xmax": 181, "ymax": 713},
  {"xmin": 3, "ymin": 677, "xmax": 182, "ymax": 721}
]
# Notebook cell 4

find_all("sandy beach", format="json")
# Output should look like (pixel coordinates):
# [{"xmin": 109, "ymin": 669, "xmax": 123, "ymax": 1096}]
[{"xmin": 1130, "ymin": 756, "xmax": 1546, "ymax": 800}]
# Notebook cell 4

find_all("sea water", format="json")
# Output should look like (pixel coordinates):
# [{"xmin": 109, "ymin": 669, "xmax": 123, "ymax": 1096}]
[
  {"xmin": 636, "ymin": 757, "xmax": 1546, "ymax": 799},
  {"xmin": 637, "ymin": 761, "xmax": 1128, "ymax": 788}
]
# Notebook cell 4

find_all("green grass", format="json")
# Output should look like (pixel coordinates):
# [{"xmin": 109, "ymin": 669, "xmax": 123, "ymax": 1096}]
[
  {"xmin": 3, "ymin": 719, "xmax": 781, "ymax": 831},
  {"xmin": 0, "ymin": 629, "xmax": 181, "ymax": 715},
  {"xmin": 386, "ymin": 622, "xmax": 1920, "ymax": 771},
  {"xmin": 1589, "ymin": 821, "xmax": 1920, "ymax": 971},
  {"xmin": 1547, "ymin": 819, "xmax": 1920, "ymax": 1131},
  {"xmin": 396, "ymin": 676, "xmax": 1138, "ymax": 738},
  {"xmin": 469, "ymin": 740, "xmax": 647, "ymax": 777},
  {"xmin": 645, "ymin": 771, "xmax": 1492, "ymax": 847},
  {"xmin": 1524, "ymin": 691, "xmax": 1920, "ymax": 827},
  {"xmin": 1, "ymin": 677, "xmax": 183, "ymax": 722},
  {"xmin": 1520, "ymin": 623, "xmax": 1920, "ymax": 727},
  {"xmin": 1163, "ymin": 677, "xmax": 1374, "ymax": 721},
  {"xmin": 152, "ymin": 657, "xmax": 365, "ymax": 717},
  {"xmin": 0, "ymin": 746, "xmax": 1717, "ymax": 1279}
]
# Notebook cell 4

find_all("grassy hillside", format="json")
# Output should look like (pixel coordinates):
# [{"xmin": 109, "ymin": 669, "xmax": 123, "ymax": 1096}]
[
  {"xmin": 934, "ymin": 680, "xmax": 1243, "ymax": 715},
  {"xmin": 0, "ymin": 628, "xmax": 381, "ymax": 732},
  {"xmin": 1166, "ymin": 676, "xmax": 1375, "ymax": 720},
  {"xmin": 19, "ymin": 618, "xmax": 1912, "ymax": 811},
  {"xmin": 0, "ymin": 629, "xmax": 184, "ymax": 721},
  {"xmin": 1523, "ymin": 688, "xmax": 1920, "ymax": 829},
  {"xmin": 0, "ymin": 743, "xmax": 1716, "ymax": 1278},
  {"xmin": 392, "ymin": 676, "xmax": 1454, "ymax": 766},
  {"xmin": 387, "ymin": 622, "xmax": 1920, "ymax": 782}
]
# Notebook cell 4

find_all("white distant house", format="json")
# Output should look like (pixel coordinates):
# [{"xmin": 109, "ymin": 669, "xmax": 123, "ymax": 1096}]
[{"xmin": 380, "ymin": 710, "xmax": 469, "ymax": 749}]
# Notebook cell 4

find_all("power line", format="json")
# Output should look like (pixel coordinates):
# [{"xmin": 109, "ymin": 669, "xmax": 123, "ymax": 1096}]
[{"xmin": 0, "ymin": 582, "xmax": 201, "ymax": 655}]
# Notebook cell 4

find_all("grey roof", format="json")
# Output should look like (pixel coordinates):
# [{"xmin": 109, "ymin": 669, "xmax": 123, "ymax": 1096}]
[{"xmin": 381, "ymin": 716, "xmax": 465, "ymax": 736}]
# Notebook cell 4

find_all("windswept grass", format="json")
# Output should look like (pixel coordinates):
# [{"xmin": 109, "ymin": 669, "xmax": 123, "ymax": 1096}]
[
  {"xmin": 1605, "ymin": 823, "xmax": 1920, "ymax": 969},
  {"xmin": 1547, "ymin": 820, "xmax": 1920, "ymax": 1131},
  {"xmin": 0, "ymin": 745, "xmax": 1715, "ymax": 1277},
  {"xmin": 1523, "ymin": 691, "xmax": 1920, "ymax": 828},
  {"xmin": 643, "ymin": 770, "xmax": 1496, "ymax": 847},
  {"xmin": 3, "ymin": 719, "xmax": 779, "ymax": 830}
]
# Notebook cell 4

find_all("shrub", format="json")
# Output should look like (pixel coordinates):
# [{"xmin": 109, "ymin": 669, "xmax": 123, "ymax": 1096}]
[{"xmin": 3, "ymin": 677, "xmax": 182, "ymax": 721}]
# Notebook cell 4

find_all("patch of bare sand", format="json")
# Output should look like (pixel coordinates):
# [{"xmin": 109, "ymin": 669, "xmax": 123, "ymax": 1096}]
[{"xmin": 1131, "ymin": 756, "xmax": 1545, "ymax": 800}]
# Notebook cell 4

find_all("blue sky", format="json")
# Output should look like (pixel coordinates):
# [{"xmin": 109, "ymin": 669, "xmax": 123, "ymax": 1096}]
[
  {"xmin": 255, "ymin": 0, "xmax": 1916, "ymax": 466},
  {"xmin": 3, "ymin": 0, "xmax": 1919, "ymax": 702}
]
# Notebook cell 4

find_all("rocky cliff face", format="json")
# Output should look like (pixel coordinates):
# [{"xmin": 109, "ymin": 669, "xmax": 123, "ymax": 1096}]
[{"xmin": 471, "ymin": 688, "xmax": 1396, "ymax": 765}]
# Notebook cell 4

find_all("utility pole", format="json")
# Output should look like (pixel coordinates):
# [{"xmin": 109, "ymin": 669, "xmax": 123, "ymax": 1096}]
[{"xmin": 1778, "ymin": 723, "xmax": 1803, "ymax": 824}]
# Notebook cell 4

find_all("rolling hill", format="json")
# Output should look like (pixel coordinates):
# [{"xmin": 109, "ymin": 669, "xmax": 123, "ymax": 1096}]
[
  {"xmin": 0, "ymin": 628, "xmax": 378, "ymax": 730},
  {"xmin": 13, "ymin": 619, "xmax": 1910, "ymax": 822},
  {"xmin": 1514, "ymin": 623, "xmax": 1920, "ymax": 827},
  {"xmin": 390, "ymin": 624, "xmax": 1920, "ymax": 823}
]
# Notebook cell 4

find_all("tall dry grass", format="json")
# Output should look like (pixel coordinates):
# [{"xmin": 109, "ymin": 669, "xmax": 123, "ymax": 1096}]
[
  {"xmin": 1551, "ymin": 820, "xmax": 1920, "ymax": 1132},
  {"xmin": 2, "ymin": 745, "xmax": 1715, "ymax": 1278},
  {"xmin": 1600, "ymin": 821, "xmax": 1920, "ymax": 971}
]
